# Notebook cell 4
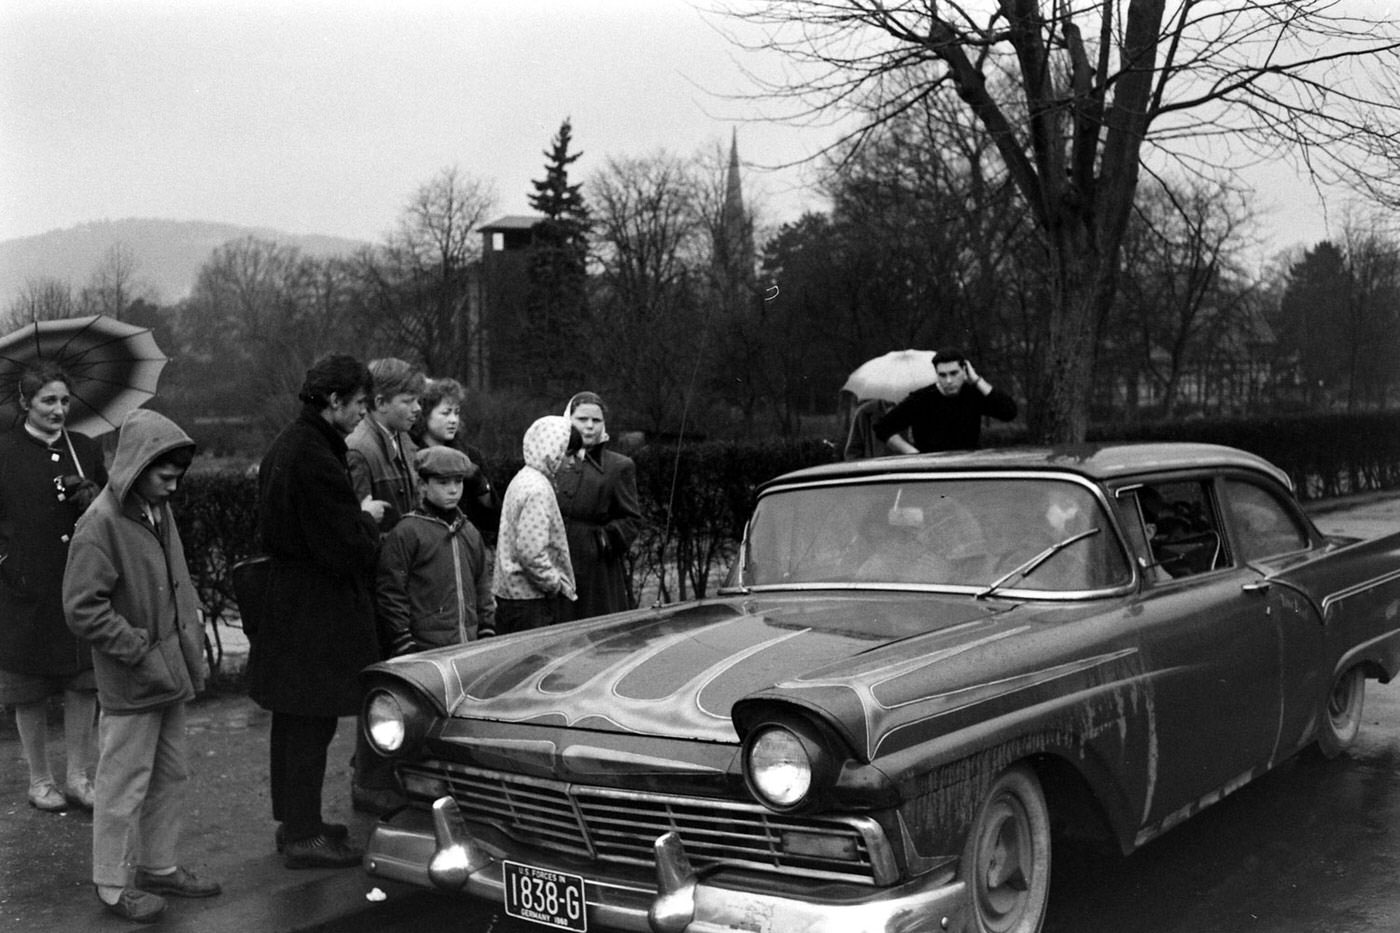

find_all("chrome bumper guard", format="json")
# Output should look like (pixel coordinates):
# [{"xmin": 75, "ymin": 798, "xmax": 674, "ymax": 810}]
[{"xmin": 365, "ymin": 795, "xmax": 968, "ymax": 933}]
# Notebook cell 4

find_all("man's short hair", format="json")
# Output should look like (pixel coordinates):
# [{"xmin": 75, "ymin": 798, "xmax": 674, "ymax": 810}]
[
  {"xmin": 367, "ymin": 358, "xmax": 427, "ymax": 401},
  {"xmin": 932, "ymin": 348, "xmax": 968, "ymax": 368},
  {"xmin": 298, "ymin": 354, "xmax": 372, "ymax": 410}
]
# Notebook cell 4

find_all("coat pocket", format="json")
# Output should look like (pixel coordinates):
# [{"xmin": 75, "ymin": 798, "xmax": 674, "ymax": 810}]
[{"xmin": 130, "ymin": 638, "xmax": 182, "ymax": 702}]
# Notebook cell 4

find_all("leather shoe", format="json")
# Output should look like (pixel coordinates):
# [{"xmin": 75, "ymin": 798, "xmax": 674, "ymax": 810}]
[
  {"xmin": 65, "ymin": 775, "xmax": 96, "ymax": 810},
  {"xmin": 28, "ymin": 780, "xmax": 66, "ymax": 812},
  {"xmin": 134, "ymin": 866, "xmax": 222, "ymax": 898},
  {"xmin": 99, "ymin": 887, "xmax": 166, "ymax": 923},
  {"xmin": 284, "ymin": 831, "xmax": 364, "ymax": 870},
  {"xmin": 275, "ymin": 821, "xmax": 349, "ymax": 853}
]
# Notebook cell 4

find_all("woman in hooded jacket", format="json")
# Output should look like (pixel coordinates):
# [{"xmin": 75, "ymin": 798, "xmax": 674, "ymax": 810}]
[{"xmin": 490, "ymin": 416, "xmax": 578, "ymax": 635}]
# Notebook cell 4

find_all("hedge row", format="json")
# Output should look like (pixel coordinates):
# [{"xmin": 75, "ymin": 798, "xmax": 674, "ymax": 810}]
[
  {"xmin": 1083, "ymin": 411, "xmax": 1400, "ymax": 500},
  {"xmin": 177, "ymin": 413, "xmax": 1400, "ymax": 670}
]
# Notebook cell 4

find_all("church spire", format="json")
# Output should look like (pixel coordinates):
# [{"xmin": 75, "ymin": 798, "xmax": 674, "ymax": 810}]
[
  {"xmin": 717, "ymin": 128, "xmax": 754, "ymax": 285},
  {"xmin": 725, "ymin": 127, "xmax": 744, "ymax": 221}
]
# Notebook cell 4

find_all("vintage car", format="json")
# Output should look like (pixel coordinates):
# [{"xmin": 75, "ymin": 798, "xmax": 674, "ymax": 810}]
[{"xmin": 359, "ymin": 442, "xmax": 1400, "ymax": 933}]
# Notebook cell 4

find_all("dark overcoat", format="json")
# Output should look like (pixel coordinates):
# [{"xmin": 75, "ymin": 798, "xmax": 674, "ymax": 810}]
[
  {"xmin": 0, "ymin": 426, "xmax": 106, "ymax": 677},
  {"xmin": 555, "ymin": 447, "xmax": 641, "ymax": 620},
  {"xmin": 247, "ymin": 407, "xmax": 381, "ymax": 717}
]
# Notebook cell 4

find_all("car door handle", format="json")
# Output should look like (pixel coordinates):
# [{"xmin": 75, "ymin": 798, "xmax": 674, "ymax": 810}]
[{"xmin": 1242, "ymin": 580, "xmax": 1271, "ymax": 593}]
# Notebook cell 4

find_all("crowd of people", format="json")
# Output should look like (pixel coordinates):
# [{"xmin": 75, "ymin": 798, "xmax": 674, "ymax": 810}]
[{"xmin": 0, "ymin": 352, "xmax": 641, "ymax": 923}]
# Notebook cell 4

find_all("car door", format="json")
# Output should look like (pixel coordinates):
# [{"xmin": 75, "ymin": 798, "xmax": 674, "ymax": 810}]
[
  {"xmin": 1113, "ymin": 476, "xmax": 1282, "ymax": 827},
  {"xmin": 1218, "ymin": 474, "xmax": 1327, "ymax": 757}
]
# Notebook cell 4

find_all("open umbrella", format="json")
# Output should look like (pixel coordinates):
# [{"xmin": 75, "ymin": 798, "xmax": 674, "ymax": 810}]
[
  {"xmin": 841, "ymin": 349, "xmax": 938, "ymax": 403},
  {"xmin": 0, "ymin": 314, "xmax": 168, "ymax": 437}
]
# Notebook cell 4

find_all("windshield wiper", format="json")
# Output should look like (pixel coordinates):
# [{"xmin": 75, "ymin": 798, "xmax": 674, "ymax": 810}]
[{"xmin": 975, "ymin": 527, "xmax": 1101, "ymax": 599}]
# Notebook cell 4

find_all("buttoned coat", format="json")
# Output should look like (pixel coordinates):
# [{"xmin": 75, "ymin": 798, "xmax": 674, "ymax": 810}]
[
  {"xmin": 0, "ymin": 425, "xmax": 106, "ymax": 677},
  {"xmin": 555, "ymin": 446, "xmax": 641, "ymax": 620},
  {"xmin": 248, "ymin": 407, "xmax": 382, "ymax": 717}
]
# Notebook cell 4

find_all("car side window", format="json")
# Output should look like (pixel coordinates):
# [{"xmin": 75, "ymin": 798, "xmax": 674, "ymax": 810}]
[
  {"xmin": 1134, "ymin": 480, "xmax": 1229, "ymax": 578},
  {"xmin": 1223, "ymin": 479, "xmax": 1310, "ymax": 563}
]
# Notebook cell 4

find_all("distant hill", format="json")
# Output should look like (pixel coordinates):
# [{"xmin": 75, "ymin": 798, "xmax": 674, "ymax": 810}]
[{"xmin": 0, "ymin": 218, "xmax": 369, "ymax": 306}]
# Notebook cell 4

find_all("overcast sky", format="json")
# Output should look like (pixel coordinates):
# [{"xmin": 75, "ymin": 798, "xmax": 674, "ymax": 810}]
[
  {"xmin": 1, "ymin": 0, "xmax": 1344, "ymax": 256},
  {"xmin": 1, "ymin": 0, "xmax": 843, "ymax": 246}
]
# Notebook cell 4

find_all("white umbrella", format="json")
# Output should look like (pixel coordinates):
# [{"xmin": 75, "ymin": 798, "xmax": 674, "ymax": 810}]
[{"xmin": 841, "ymin": 349, "xmax": 938, "ymax": 403}]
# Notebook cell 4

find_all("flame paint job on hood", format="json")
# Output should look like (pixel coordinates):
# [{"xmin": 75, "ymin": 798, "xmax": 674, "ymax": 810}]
[{"xmin": 375, "ymin": 594, "xmax": 1013, "ymax": 744}]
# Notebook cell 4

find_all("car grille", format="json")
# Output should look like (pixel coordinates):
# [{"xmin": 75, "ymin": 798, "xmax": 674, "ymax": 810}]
[{"xmin": 401, "ymin": 758, "xmax": 889, "ymax": 885}]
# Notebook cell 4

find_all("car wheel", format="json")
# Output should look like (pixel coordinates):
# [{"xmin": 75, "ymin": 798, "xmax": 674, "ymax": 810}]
[
  {"xmin": 1316, "ymin": 666, "xmax": 1366, "ymax": 759},
  {"xmin": 960, "ymin": 764, "xmax": 1051, "ymax": 933}
]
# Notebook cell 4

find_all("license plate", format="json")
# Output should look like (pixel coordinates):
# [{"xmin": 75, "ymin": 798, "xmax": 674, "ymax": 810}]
[{"xmin": 503, "ymin": 860, "xmax": 588, "ymax": 932}]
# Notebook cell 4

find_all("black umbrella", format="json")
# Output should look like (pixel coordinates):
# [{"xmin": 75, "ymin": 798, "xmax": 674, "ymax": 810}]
[{"xmin": 0, "ymin": 314, "xmax": 168, "ymax": 437}]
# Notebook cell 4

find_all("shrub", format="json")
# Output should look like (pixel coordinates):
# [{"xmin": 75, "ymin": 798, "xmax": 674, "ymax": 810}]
[
  {"xmin": 173, "ymin": 468, "xmax": 259, "ymax": 672},
  {"xmin": 171, "ymin": 415, "xmax": 1400, "ymax": 677}
]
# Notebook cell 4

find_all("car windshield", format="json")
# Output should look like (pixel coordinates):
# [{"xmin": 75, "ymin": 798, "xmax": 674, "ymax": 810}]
[{"xmin": 733, "ymin": 477, "xmax": 1132, "ymax": 594}]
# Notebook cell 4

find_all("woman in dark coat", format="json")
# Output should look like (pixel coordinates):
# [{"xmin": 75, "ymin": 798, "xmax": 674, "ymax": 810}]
[
  {"xmin": 0, "ymin": 363, "xmax": 106, "ymax": 811},
  {"xmin": 248, "ymin": 354, "xmax": 382, "ymax": 869},
  {"xmin": 557, "ymin": 392, "xmax": 641, "ymax": 620}
]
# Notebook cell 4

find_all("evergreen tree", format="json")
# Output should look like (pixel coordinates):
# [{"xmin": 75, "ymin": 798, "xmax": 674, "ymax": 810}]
[
  {"xmin": 525, "ymin": 118, "xmax": 591, "ymax": 397},
  {"xmin": 1274, "ymin": 242, "xmax": 1350, "ymax": 409}
]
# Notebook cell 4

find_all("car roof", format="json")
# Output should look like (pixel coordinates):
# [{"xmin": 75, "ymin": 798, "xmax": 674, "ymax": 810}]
[{"xmin": 760, "ymin": 442, "xmax": 1293, "ymax": 493}]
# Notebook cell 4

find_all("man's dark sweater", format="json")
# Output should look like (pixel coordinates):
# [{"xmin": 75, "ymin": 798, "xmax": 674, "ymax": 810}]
[{"xmin": 874, "ymin": 382, "xmax": 1018, "ymax": 452}]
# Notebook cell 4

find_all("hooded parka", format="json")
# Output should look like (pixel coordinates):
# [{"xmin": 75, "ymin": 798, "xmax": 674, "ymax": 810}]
[
  {"xmin": 63, "ymin": 410, "xmax": 203, "ymax": 713},
  {"xmin": 492, "ymin": 416, "xmax": 576, "ymax": 602}
]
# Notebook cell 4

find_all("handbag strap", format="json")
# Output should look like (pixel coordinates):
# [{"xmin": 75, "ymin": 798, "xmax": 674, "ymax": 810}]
[{"xmin": 63, "ymin": 430, "xmax": 85, "ymax": 480}]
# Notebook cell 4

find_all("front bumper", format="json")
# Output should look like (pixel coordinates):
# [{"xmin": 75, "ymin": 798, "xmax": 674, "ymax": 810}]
[{"xmin": 364, "ymin": 796, "xmax": 967, "ymax": 933}]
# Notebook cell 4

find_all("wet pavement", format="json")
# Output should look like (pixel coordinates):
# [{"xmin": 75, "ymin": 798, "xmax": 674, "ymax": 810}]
[
  {"xmin": 0, "ymin": 687, "xmax": 413, "ymax": 933},
  {"xmin": 3, "ymin": 489, "xmax": 1400, "ymax": 933}
]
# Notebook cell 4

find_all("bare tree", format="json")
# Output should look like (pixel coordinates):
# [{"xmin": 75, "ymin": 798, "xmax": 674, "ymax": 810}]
[
  {"xmin": 1108, "ymin": 177, "xmax": 1257, "ymax": 418},
  {"xmin": 80, "ymin": 243, "xmax": 149, "ymax": 319},
  {"xmin": 358, "ymin": 167, "xmax": 497, "ymax": 381},
  {"xmin": 3, "ymin": 277, "xmax": 77, "ymax": 330},
  {"xmin": 589, "ymin": 151, "xmax": 714, "ymax": 434},
  {"xmin": 720, "ymin": 1, "xmax": 1400, "ymax": 441},
  {"xmin": 1335, "ymin": 216, "xmax": 1400, "ymax": 409},
  {"xmin": 177, "ymin": 237, "xmax": 363, "ymax": 437}
]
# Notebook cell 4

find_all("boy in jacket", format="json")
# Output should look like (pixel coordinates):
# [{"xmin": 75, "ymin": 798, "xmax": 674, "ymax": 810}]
[
  {"xmin": 64, "ymin": 410, "xmax": 220, "ymax": 923},
  {"xmin": 376, "ymin": 446, "xmax": 495, "ymax": 653}
]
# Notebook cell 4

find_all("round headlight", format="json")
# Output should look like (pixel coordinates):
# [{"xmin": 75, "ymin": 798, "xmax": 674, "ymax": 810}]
[
  {"xmin": 746, "ymin": 725, "xmax": 813, "ymax": 809},
  {"xmin": 365, "ymin": 690, "xmax": 408, "ymax": 753}
]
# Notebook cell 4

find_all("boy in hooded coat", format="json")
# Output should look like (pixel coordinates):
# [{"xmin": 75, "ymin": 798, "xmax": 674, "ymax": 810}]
[
  {"xmin": 64, "ymin": 409, "xmax": 219, "ymax": 922},
  {"xmin": 491, "ymin": 415, "xmax": 578, "ymax": 635}
]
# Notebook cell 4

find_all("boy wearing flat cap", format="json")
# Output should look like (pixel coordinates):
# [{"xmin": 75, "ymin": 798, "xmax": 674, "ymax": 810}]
[{"xmin": 375, "ymin": 446, "xmax": 495, "ymax": 655}]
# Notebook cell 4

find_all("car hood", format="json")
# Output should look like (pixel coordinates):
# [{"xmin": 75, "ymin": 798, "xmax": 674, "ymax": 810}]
[{"xmin": 372, "ymin": 592, "xmax": 1064, "ymax": 749}]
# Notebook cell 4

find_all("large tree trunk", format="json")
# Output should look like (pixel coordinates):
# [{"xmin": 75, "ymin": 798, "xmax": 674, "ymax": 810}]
[{"xmin": 1029, "ymin": 255, "xmax": 1102, "ymax": 443}]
